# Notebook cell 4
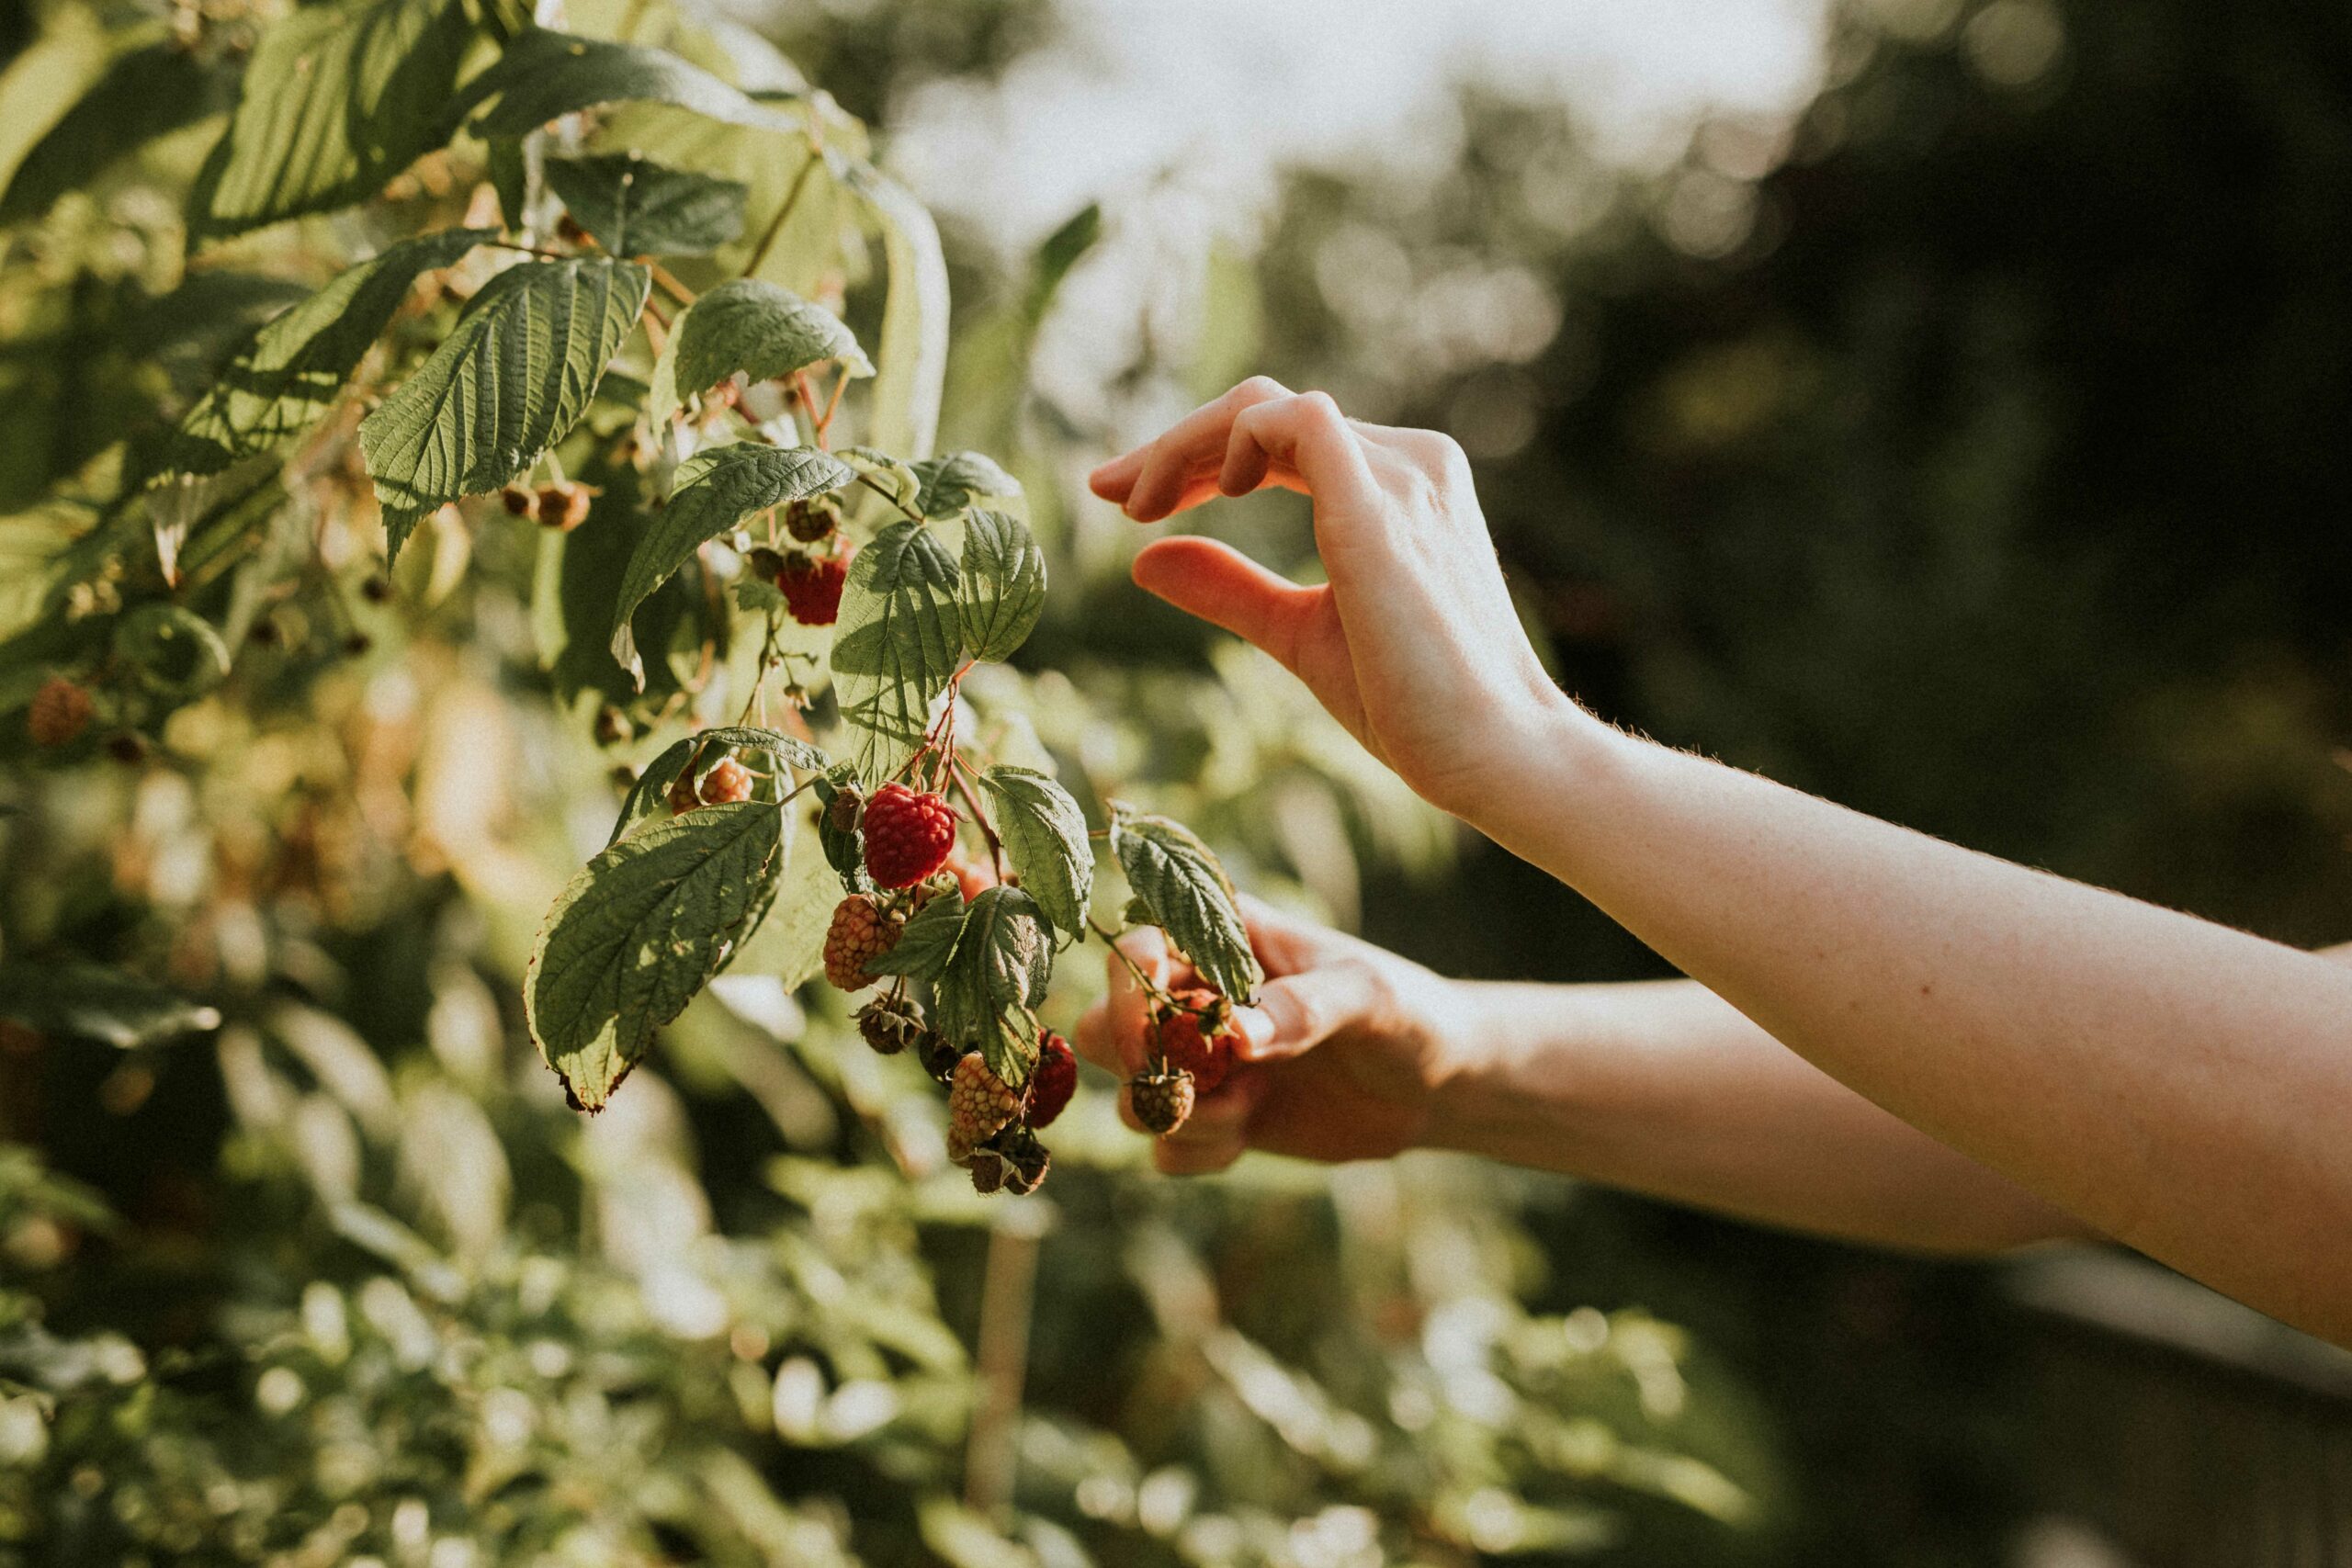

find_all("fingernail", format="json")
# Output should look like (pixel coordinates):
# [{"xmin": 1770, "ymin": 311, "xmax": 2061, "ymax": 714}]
[{"xmin": 1233, "ymin": 1006, "xmax": 1276, "ymax": 1058}]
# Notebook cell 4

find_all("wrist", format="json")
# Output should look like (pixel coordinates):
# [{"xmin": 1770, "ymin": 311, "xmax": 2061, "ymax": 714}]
[{"xmin": 1452, "ymin": 687, "xmax": 1621, "ymax": 850}]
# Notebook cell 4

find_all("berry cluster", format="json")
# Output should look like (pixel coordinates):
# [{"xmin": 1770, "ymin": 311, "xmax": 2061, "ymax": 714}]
[{"xmin": 1123, "ymin": 989, "xmax": 1242, "ymax": 1136}]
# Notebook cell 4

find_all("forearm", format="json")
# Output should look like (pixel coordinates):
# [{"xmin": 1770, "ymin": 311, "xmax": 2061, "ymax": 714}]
[
  {"xmin": 1424, "ymin": 977, "xmax": 2091, "ymax": 1252},
  {"xmin": 1476, "ymin": 711, "xmax": 2352, "ymax": 1341}
]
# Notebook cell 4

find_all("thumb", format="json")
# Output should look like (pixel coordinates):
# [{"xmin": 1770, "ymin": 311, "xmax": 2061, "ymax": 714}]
[
  {"xmin": 1235, "ymin": 962, "xmax": 1383, "ymax": 1065},
  {"xmin": 1132, "ymin": 536, "xmax": 1322, "ymax": 666}
]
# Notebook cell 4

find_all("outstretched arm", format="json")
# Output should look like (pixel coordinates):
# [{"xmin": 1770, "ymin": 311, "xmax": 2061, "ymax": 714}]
[
  {"xmin": 1077, "ymin": 899, "xmax": 2093, "ymax": 1254},
  {"xmin": 1091, "ymin": 378, "xmax": 2352, "ymax": 1344}
]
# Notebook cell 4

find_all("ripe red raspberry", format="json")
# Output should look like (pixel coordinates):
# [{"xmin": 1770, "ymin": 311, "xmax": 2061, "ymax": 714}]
[
  {"xmin": 775, "ymin": 548, "xmax": 851, "ymax": 626},
  {"xmin": 1151, "ymin": 988, "xmax": 1238, "ymax": 1094},
  {"xmin": 1027, "ymin": 1032, "xmax": 1077, "ymax": 1129},
  {"xmin": 946, "ymin": 1053, "xmax": 1019, "ymax": 1165},
  {"xmin": 824, "ymin": 895, "xmax": 901, "ymax": 991},
  {"xmin": 1126, "ymin": 1066, "xmax": 1195, "ymax": 1136},
  {"xmin": 28, "ymin": 676, "xmax": 93, "ymax": 748},
  {"xmin": 862, "ymin": 783, "xmax": 956, "ymax": 888}
]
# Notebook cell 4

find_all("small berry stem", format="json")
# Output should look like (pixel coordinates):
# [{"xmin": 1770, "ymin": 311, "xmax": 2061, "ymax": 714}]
[
  {"xmin": 1088, "ymin": 916, "xmax": 1175, "ymax": 1007},
  {"xmin": 854, "ymin": 472, "xmax": 928, "ymax": 524}
]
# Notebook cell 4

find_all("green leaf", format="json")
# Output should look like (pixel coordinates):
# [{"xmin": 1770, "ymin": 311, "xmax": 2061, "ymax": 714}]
[
  {"xmin": 544, "ymin": 152, "xmax": 747, "ymax": 256},
  {"xmin": 191, "ymin": 0, "xmax": 475, "ymax": 238},
  {"xmin": 360, "ymin": 258, "xmax": 650, "ymax": 562},
  {"xmin": 609, "ymin": 443, "xmax": 853, "ymax": 684},
  {"xmin": 957, "ymin": 508, "xmax": 1045, "ymax": 662},
  {"xmin": 525, "ymin": 801, "xmax": 784, "ymax": 1111},
  {"xmin": 844, "ymin": 160, "xmax": 948, "ymax": 460},
  {"xmin": 931, "ymin": 886, "xmax": 1050, "ymax": 1081},
  {"xmin": 978, "ymin": 765, "xmax": 1091, "ymax": 939},
  {"xmin": 0, "ymin": 42, "xmax": 236, "ymax": 225},
  {"xmin": 459, "ymin": 28, "xmax": 802, "ymax": 140},
  {"xmin": 1111, "ymin": 808, "xmax": 1262, "ymax": 1004},
  {"xmin": 162, "ymin": 228, "xmax": 492, "ymax": 480},
  {"xmin": 863, "ymin": 886, "xmax": 966, "ymax": 985},
  {"xmin": 912, "ymin": 451, "xmax": 1022, "ymax": 521},
  {"xmin": 0, "ymin": 962, "xmax": 221, "ymax": 1049},
  {"xmin": 829, "ymin": 520, "xmax": 962, "ymax": 778},
  {"xmin": 665, "ymin": 279, "xmax": 870, "ymax": 420},
  {"xmin": 112, "ymin": 604, "xmax": 232, "ymax": 698},
  {"xmin": 811, "ymin": 775, "xmax": 868, "ymax": 887},
  {"xmin": 609, "ymin": 725, "xmax": 829, "ymax": 845}
]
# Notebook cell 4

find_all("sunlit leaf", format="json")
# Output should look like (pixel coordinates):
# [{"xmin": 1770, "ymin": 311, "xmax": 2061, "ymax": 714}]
[
  {"xmin": 843, "ymin": 160, "xmax": 947, "ymax": 460},
  {"xmin": 525, "ymin": 801, "xmax": 784, "ymax": 1111},
  {"xmin": 863, "ymin": 885, "xmax": 965, "ymax": 986},
  {"xmin": 162, "ymin": 228, "xmax": 492, "ymax": 480},
  {"xmin": 978, "ymin": 765, "xmax": 1091, "ymax": 938},
  {"xmin": 359, "ymin": 257, "xmax": 650, "ymax": 561},
  {"xmin": 957, "ymin": 508, "xmax": 1045, "ymax": 662},
  {"xmin": 930, "ymin": 886, "xmax": 1049, "ymax": 1082},
  {"xmin": 829, "ymin": 520, "xmax": 961, "ymax": 778},
  {"xmin": 459, "ymin": 28, "xmax": 802, "ymax": 140},
  {"xmin": 911, "ymin": 451, "xmax": 1021, "ymax": 521},
  {"xmin": 1111, "ymin": 807, "xmax": 1261, "ymax": 1004},
  {"xmin": 0, "ymin": 41, "xmax": 235, "ymax": 225},
  {"xmin": 190, "ymin": 0, "xmax": 476, "ymax": 238},
  {"xmin": 609, "ymin": 725, "xmax": 829, "ymax": 845}
]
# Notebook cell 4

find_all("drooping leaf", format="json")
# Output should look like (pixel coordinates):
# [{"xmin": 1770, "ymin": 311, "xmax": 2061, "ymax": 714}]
[
  {"xmin": 862, "ymin": 885, "xmax": 966, "ymax": 986},
  {"xmin": 609, "ymin": 443, "xmax": 852, "ymax": 684},
  {"xmin": 811, "ymin": 773, "xmax": 869, "ymax": 887},
  {"xmin": 0, "ymin": 962, "xmax": 221, "ymax": 1049},
  {"xmin": 978, "ymin": 765, "xmax": 1091, "ymax": 939},
  {"xmin": 911, "ymin": 450, "xmax": 1022, "ymax": 520},
  {"xmin": 608, "ymin": 724, "xmax": 829, "ymax": 844},
  {"xmin": 650, "ymin": 278, "xmax": 868, "ymax": 428},
  {"xmin": 544, "ymin": 152, "xmax": 746, "ymax": 256},
  {"xmin": 829, "ymin": 520, "xmax": 962, "ymax": 778},
  {"xmin": 0, "ymin": 42, "xmax": 236, "ymax": 225},
  {"xmin": 190, "ymin": 0, "xmax": 476, "ymax": 238},
  {"xmin": 458, "ymin": 28, "xmax": 802, "ymax": 140},
  {"xmin": 360, "ymin": 257, "xmax": 650, "ymax": 561},
  {"xmin": 931, "ymin": 886, "xmax": 1050, "ymax": 1083},
  {"xmin": 844, "ymin": 160, "xmax": 948, "ymax": 460},
  {"xmin": 958, "ymin": 508, "xmax": 1045, "ymax": 661},
  {"xmin": 525, "ymin": 801, "xmax": 784, "ymax": 1111},
  {"xmin": 1111, "ymin": 807, "xmax": 1262, "ymax": 1004},
  {"xmin": 162, "ymin": 228, "xmax": 492, "ymax": 480}
]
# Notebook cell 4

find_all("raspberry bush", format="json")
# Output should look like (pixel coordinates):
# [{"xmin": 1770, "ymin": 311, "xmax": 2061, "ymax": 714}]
[{"xmin": 0, "ymin": 0, "xmax": 1769, "ymax": 1558}]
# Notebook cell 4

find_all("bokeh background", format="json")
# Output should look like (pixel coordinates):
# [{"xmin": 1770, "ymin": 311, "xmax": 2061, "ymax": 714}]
[{"xmin": 6, "ymin": 0, "xmax": 2352, "ymax": 1562}]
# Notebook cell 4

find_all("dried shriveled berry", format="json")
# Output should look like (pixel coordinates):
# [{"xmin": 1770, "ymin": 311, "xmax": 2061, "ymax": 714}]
[
  {"xmin": 535, "ymin": 481, "xmax": 594, "ymax": 532},
  {"xmin": 1150, "ymin": 987, "xmax": 1238, "ymax": 1095},
  {"xmin": 854, "ymin": 993, "xmax": 923, "ymax": 1055},
  {"xmin": 969, "ymin": 1148, "xmax": 1009, "ymax": 1195},
  {"xmin": 594, "ymin": 705, "xmax": 632, "ymax": 747},
  {"xmin": 785, "ymin": 498, "xmax": 839, "ymax": 544},
  {"xmin": 28, "ymin": 676, "xmax": 94, "ymax": 748},
  {"xmin": 746, "ymin": 547, "xmax": 788, "ymax": 582},
  {"xmin": 862, "ymin": 783, "xmax": 957, "ymax": 889},
  {"xmin": 824, "ymin": 895, "xmax": 901, "ymax": 991},
  {"xmin": 775, "ymin": 549, "xmax": 851, "ymax": 626},
  {"xmin": 1001, "ymin": 1127, "xmax": 1052, "ymax": 1195},
  {"xmin": 1127, "ymin": 1066, "xmax": 1195, "ymax": 1136},
  {"xmin": 500, "ymin": 485, "xmax": 534, "ymax": 516},
  {"xmin": 1027, "ymin": 1032, "xmax": 1077, "ymax": 1130},
  {"xmin": 827, "ymin": 784, "xmax": 865, "ymax": 834},
  {"xmin": 946, "ymin": 1053, "xmax": 1020, "ymax": 1165}
]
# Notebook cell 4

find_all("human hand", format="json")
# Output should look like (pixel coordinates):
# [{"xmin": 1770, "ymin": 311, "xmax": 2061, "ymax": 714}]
[
  {"xmin": 1073, "ymin": 895, "xmax": 1472, "ymax": 1175},
  {"xmin": 1089, "ymin": 378, "xmax": 1580, "ymax": 822}
]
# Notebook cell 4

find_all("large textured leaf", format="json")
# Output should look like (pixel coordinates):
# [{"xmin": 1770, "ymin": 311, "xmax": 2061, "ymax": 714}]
[
  {"xmin": 162, "ymin": 228, "xmax": 492, "ymax": 480},
  {"xmin": 649, "ymin": 279, "xmax": 869, "ymax": 427},
  {"xmin": 844, "ymin": 160, "xmax": 948, "ymax": 460},
  {"xmin": 958, "ymin": 508, "xmax": 1045, "ymax": 662},
  {"xmin": 862, "ymin": 885, "xmax": 965, "ymax": 986},
  {"xmin": 978, "ymin": 765, "xmax": 1091, "ymax": 939},
  {"xmin": 609, "ymin": 724, "xmax": 830, "ymax": 845},
  {"xmin": 931, "ymin": 886, "xmax": 1050, "ymax": 1085},
  {"xmin": 191, "ymin": 0, "xmax": 475, "ymax": 238},
  {"xmin": 544, "ymin": 152, "xmax": 746, "ymax": 256},
  {"xmin": 0, "ymin": 42, "xmax": 235, "ymax": 224},
  {"xmin": 609, "ymin": 443, "xmax": 852, "ymax": 684},
  {"xmin": 1112, "ymin": 807, "xmax": 1261, "ymax": 1004},
  {"xmin": 459, "ymin": 28, "xmax": 801, "ymax": 140},
  {"xmin": 525, "ymin": 802, "xmax": 784, "ymax": 1111},
  {"xmin": 912, "ymin": 451, "xmax": 1021, "ymax": 521},
  {"xmin": 829, "ymin": 520, "xmax": 962, "ymax": 778},
  {"xmin": 359, "ymin": 257, "xmax": 650, "ymax": 561}
]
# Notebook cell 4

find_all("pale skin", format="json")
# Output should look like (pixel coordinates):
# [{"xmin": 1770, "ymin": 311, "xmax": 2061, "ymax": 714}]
[{"xmin": 1073, "ymin": 377, "xmax": 2352, "ymax": 1347}]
